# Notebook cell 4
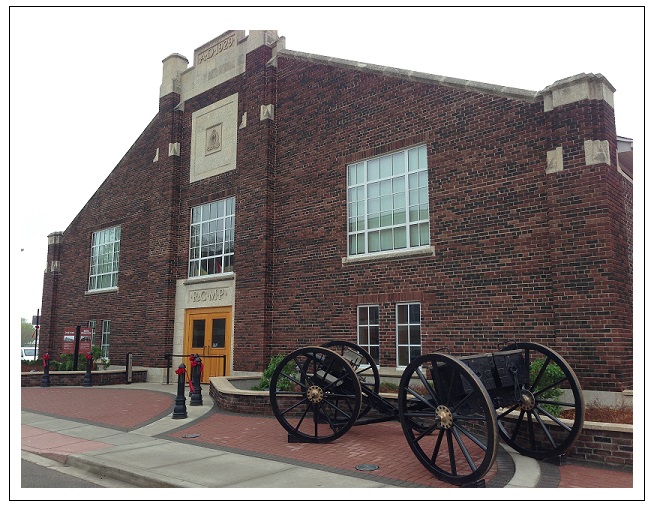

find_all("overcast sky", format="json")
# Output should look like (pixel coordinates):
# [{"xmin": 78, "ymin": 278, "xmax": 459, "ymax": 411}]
[{"xmin": 8, "ymin": 5, "xmax": 645, "ymax": 331}]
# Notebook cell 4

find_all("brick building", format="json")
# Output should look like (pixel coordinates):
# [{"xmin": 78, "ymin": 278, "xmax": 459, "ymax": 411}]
[{"xmin": 40, "ymin": 30, "xmax": 633, "ymax": 396}]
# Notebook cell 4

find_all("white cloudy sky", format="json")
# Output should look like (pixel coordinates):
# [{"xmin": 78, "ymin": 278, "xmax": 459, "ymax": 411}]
[{"xmin": 8, "ymin": 4, "xmax": 645, "ymax": 329}]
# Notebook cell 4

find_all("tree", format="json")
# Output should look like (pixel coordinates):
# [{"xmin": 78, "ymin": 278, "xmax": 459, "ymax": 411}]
[{"xmin": 21, "ymin": 318, "xmax": 36, "ymax": 346}]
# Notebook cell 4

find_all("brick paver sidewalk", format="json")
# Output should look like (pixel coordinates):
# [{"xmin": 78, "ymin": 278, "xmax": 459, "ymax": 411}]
[
  {"xmin": 21, "ymin": 386, "xmax": 635, "ymax": 489},
  {"xmin": 21, "ymin": 386, "xmax": 175, "ymax": 430}
]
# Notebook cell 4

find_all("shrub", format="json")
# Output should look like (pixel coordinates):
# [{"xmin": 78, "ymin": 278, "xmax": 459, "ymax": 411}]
[
  {"xmin": 529, "ymin": 357, "xmax": 565, "ymax": 416},
  {"xmin": 21, "ymin": 359, "xmax": 43, "ymax": 369},
  {"xmin": 47, "ymin": 346, "xmax": 109, "ymax": 371},
  {"xmin": 251, "ymin": 355, "xmax": 296, "ymax": 391},
  {"xmin": 379, "ymin": 381, "xmax": 400, "ymax": 393}
]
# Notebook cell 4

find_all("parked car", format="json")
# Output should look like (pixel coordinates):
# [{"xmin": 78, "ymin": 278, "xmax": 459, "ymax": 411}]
[{"xmin": 21, "ymin": 347, "xmax": 38, "ymax": 360}]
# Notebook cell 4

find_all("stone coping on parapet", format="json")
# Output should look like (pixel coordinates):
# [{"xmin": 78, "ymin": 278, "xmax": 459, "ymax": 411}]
[
  {"xmin": 272, "ymin": 49, "xmax": 539, "ymax": 101},
  {"xmin": 271, "ymin": 49, "xmax": 615, "ymax": 110}
]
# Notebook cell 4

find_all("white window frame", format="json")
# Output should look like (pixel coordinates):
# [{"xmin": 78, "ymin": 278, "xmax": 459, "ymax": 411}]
[
  {"xmin": 188, "ymin": 197, "xmax": 235, "ymax": 278},
  {"xmin": 88, "ymin": 226, "xmax": 121, "ymax": 291},
  {"xmin": 396, "ymin": 303, "xmax": 421, "ymax": 367},
  {"xmin": 357, "ymin": 305, "xmax": 380, "ymax": 365},
  {"xmin": 101, "ymin": 320, "xmax": 110, "ymax": 358},
  {"xmin": 347, "ymin": 145, "xmax": 429, "ymax": 258},
  {"xmin": 88, "ymin": 320, "xmax": 96, "ymax": 347}
]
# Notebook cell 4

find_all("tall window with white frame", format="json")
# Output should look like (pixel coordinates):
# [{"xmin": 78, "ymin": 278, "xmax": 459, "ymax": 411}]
[
  {"xmin": 357, "ymin": 305, "xmax": 380, "ymax": 364},
  {"xmin": 396, "ymin": 303, "xmax": 421, "ymax": 367},
  {"xmin": 101, "ymin": 320, "xmax": 111, "ymax": 358},
  {"xmin": 88, "ymin": 320, "xmax": 96, "ymax": 347},
  {"xmin": 88, "ymin": 226, "xmax": 121, "ymax": 290},
  {"xmin": 189, "ymin": 197, "xmax": 235, "ymax": 277},
  {"xmin": 347, "ymin": 145, "xmax": 429, "ymax": 257}
]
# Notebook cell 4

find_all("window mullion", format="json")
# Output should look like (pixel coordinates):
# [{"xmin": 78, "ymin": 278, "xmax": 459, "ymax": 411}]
[
  {"xmin": 347, "ymin": 146, "xmax": 429, "ymax": 257},
  {"xmin": 405, "ymin": 151, "xmax": 411, "ymax": 249},
  {"xmin": 189, "ymin": 197, "xmax": 235, "ymax": 277},
  {"xmin": 363, "ymin": 162, "xmax": 369, "ymax": 254}
]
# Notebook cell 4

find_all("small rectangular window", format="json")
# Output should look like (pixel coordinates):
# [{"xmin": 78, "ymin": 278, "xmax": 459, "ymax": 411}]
[
  {"xmin": 101, "ymin": 320, "xmax": 111, "ymax": 358},
  {"xmin": 357, "ymin": 305, "xmax": 380, "ymax": 364},
  {"xmin": 396, "ymin": 303, "xmax": 421, "ymax": 367},
  {"xmin": 212, "ymin": 318, "xmax": 226, "ymax": 348},
  {"xmin": 192, "ymin": 319, "xmax": 205, "ymax": 349},
  {"xmin": 88, "ymin": 320, "xmax": 96, "ymax": 347}
]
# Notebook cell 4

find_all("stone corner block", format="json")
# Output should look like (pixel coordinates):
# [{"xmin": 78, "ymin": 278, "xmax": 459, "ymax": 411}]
[
  {"xmin": 584, "ymin": 139, "xmax": 610, "ymax": 166},
  {"xmin": 545, "ymin": 146, "xmax": 564, "ymax": 174}
]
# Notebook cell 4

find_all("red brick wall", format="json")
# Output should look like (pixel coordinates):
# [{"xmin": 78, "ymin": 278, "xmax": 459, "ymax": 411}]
[
  {"xmin": 209, "ymin": 383, "xmax": 273, "ymax": 415},
  {"xmin": 173, "ymin": 45, "xmax": 277, "ymax": 372},
  {"xmin": 40, "ymin": 48, "xmax": 632, "ymax": 392},
  {"xmin": 569, "ymin": 425, "xmax": 633, "ymax": 467},
  {"xmin": 544, "ymin": 100, "xmax": 632, "ymax": 391},
  {"xmin": 21, "ymin": 369, "xmax": 147, "ymax": 387},
  {"xmin": 270, "ymin": 55, "xmax": 632, "ymax": 391},
  {"xmin": 272, "ymin": 56, "xmax": 548, "ymax": 358},
  {"xmin": 41, "ymin": 238, "xmax": 60, "ymax": 356},
  {"xmin": 39, "ymin": 94, "xmax": 182, "ymax": 369}
]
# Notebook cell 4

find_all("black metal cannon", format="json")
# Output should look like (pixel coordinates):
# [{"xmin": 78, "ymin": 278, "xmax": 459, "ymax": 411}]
[{"xmin": 269, "ymin": 341, "xmax": 585, "ymax": 486}]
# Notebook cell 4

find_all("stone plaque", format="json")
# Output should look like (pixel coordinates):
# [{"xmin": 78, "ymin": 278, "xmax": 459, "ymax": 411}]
[
  {"xmin": 190, "ymin": 93, "xmax": 238, "ymax": 182},
  {"xmin": 206, "ymin": 123, "xmax": 223, "ymax": 155}
]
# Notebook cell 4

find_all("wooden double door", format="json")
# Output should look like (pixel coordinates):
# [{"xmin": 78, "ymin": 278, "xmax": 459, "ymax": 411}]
[{"xmin": 184, "ymin": 307, "xmax": 231, "ymax": 382}]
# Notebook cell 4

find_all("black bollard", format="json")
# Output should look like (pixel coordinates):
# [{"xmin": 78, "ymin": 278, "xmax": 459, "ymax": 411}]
[
  {"xmin": 188, "ymin": 355, "xmax": 195, "ymax": 397},
  {"xmin": 82, "ymin": 353, "xmax": 93, "ymax": 387},
  {"xmin": 172, "ymin": 364, "xmax": 188, "ymax": 419},
  {"xmin": 40, "ymin": 353, "xmax": 51, "ymax": 387},
  {"xmin": 190, "ymin": 354, "xmax": 203, "ymax": 406}
]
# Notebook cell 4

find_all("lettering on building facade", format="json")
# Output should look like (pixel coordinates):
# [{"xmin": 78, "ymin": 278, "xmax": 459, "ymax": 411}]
[
  {"xmin": 189, "ymin": 288, "xmax": 228, "ymax": 303},
  {"xmin": 197, "ymin": 34, "xmax": 236, "ymax": 65}
]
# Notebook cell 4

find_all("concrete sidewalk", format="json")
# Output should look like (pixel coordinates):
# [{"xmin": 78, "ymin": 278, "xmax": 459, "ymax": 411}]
[{"xmin": 19, "ymin": 382, "xmax": 635, "ymax": 495}]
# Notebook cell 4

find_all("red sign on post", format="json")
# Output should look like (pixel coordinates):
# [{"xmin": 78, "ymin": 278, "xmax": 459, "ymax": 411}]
[
  {"xmin": 62, "ymin": 327, "xmax": 93, "ymax": 355},
  {"xmin": 79, "ymin": 327, "xmax": 92, "ymax": 353},
  {"xmin": 62, "ymin": 327, "xmax": 76, "ymax": 354}
]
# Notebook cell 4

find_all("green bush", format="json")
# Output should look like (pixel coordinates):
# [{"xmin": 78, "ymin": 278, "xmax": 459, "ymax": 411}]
[
  {"xmin": 48, "ymin": 346, "xmax": 108, "ymax": 371},
  {"xmin": 251, "ymin": 355, "xmax": 296, "ymax": 391},
  {"xmin": 529, "ymin": 357, "xmax": 565, "ymax": 417},
  {"xmin": 380, "ymin": 381, "xmax": 400, "ymax": 393},
  {"xmin": 51, "ymin": 354, "xmax": 84, "ymax": 371}
]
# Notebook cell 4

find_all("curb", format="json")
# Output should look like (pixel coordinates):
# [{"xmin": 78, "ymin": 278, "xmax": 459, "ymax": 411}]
[{"xmin": 63, "ymin": 454, "xmax": 193, "ymax": 488}]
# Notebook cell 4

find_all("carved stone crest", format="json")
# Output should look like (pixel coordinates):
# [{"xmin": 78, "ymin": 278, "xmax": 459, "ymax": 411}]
[{"xmin": 205, "ymin": 123, "xmax": 223, "ymax": 154}]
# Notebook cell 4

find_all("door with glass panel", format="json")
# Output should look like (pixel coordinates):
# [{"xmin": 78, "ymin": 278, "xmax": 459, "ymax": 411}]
[{"xmin": 184, "ymin": 307, "xmax": 231, "ymax": 382}]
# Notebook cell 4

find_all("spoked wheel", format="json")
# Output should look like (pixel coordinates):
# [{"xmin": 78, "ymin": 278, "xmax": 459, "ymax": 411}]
[
  {"xmin": 497, "ymin": 342, "xmax": 585, "ymax": 460},
  {"xmin": 269, "ymin": 346, "xmax": 362, "ymax": 443},
  {"xmin": 398, "ymin": 353, "xmax": 498, "ymax": 486},
  {"xmin": 321, "ymin": 341, "xmax": 380, "ymax": 418}
]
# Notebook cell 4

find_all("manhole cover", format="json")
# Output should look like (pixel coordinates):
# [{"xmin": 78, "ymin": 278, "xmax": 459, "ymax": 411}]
[
  {"xmin": 355, "ymin": 464, "xmax": 379, "ymax": 471},
  {"xmin": 182, "ymin": 433, "xmax": 200, "ymax": 438}
]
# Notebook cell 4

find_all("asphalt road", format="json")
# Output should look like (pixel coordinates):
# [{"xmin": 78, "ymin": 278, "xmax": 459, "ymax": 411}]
[{"xmin": 20, "ymin": 453, "xmax": 137, "ymax": 489}]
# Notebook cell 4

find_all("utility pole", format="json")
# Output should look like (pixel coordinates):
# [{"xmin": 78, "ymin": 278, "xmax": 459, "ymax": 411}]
[{"xmin": 32, "ymin": 309, "xmax": 40, "ymax": 360}]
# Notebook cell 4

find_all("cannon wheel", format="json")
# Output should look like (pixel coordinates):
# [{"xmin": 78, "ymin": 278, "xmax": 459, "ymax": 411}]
[
  {"xmin": 497, "ymin": 342, "xmax": 585, "ymax": 460},
  {"xmin": 321, "ymin": 341, "xmax": 380, "ymax": 418},
  {"xmin": 398, "ymin": 353, "xmax": 498, "ymax": 486},
  {"xmin": 269, "ymin": 346, "xmax": 362, "ymax": 443}
]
